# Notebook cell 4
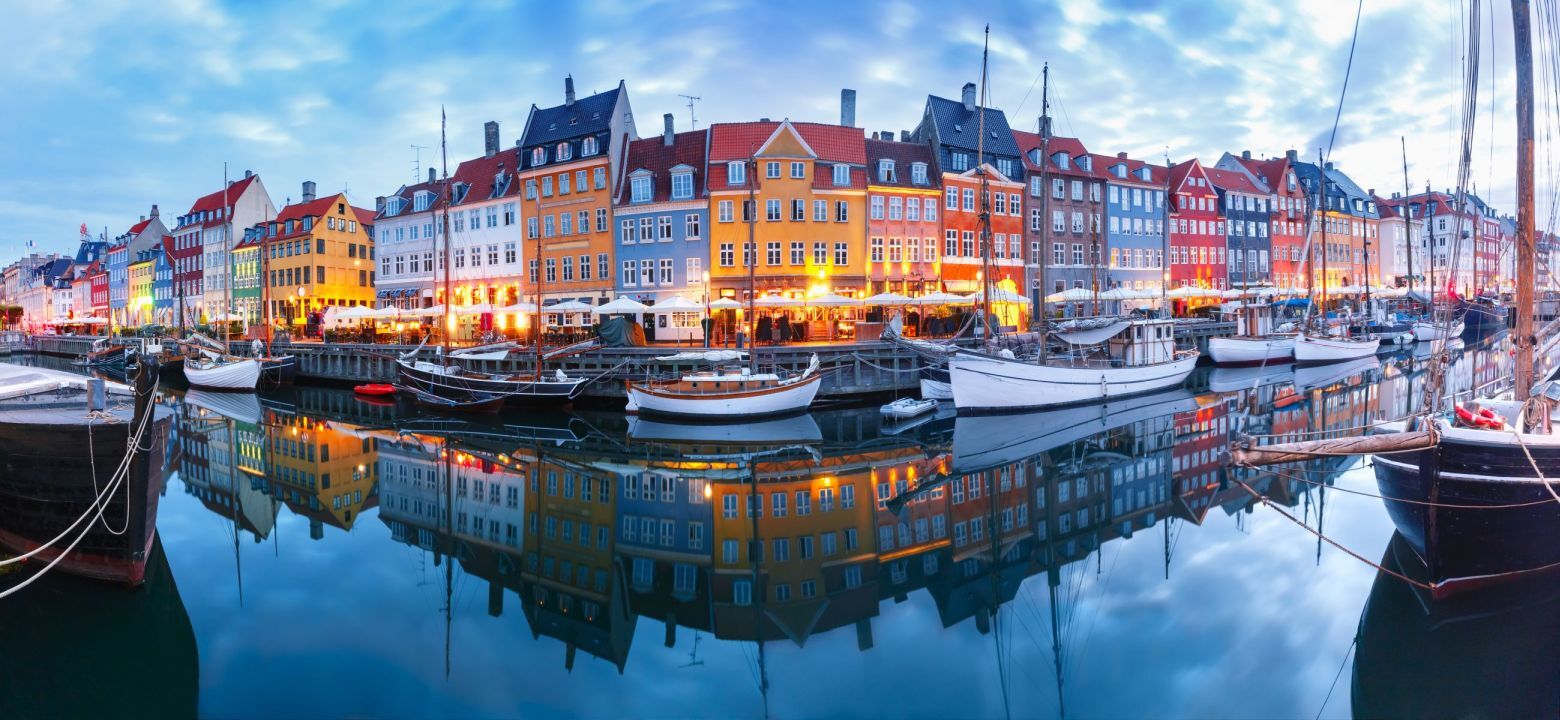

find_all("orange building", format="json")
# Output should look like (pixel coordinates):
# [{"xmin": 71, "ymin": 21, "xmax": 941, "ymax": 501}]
[
  {"xmin": 517, "ymin": 77, "xmax": 637, "ymax": 305},
  {"xmin": 706, "ymin": 120, "xmax": 868, "ymax": 301}
]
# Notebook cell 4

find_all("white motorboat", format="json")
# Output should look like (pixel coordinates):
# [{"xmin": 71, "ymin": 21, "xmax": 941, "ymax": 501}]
[
  {"xmin": 949, "ymin": 319, "xmax": 1199, "ymax": 413},
  {"xmin": 625, "ymin": 355, "xmax": 823, "ymax": 419},
  {"xmin": 1293, "ymin": 333, "xmax": 1380, "ymax": 365},
  {"xmin": 1412, "ymin": 320, "xmax": 1464, "ymax": 342},
  {"xmin": 1207, "ymin": 335, "xmax": 1296, "ymax": 365},
  {"xmin": 881, "ymin": 397, "xmax": 938, "ymax": 421},
  {"xmin": 184, "ymin": 356, "xmax": 261, "ymax": 392}
]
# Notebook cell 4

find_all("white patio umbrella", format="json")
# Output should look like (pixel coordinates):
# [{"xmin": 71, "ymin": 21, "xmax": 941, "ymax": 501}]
[
  {"xmin": 496, "ymin": 301, "xmax": 539, "ymax": 314},
  {"xmin": 807, "ymin": 293, "xmax": 861, "ymax": 307},
  {"xmin": 753, "ymin": 294, "xmax": 804, "ymax": 308},
  {"xmin": 650, "ymin": 296, "xmax": 703, "ymax": 312},
  {"xmin": 592, "ymin": 297, "xmax": 649, "ymax": 315},
  {"xmin": 709, "ymin": 298, "xmax": 743, "ymax": 310},
  {"xmin": 1166, "ymin": 286, "xmax": 1206, "ymax": 299},
  {"xmin": 909, "ymin": 291, "xmax": 972, "ymax": 306},
  {"xmin": 1097, "ymin": 287, "xmax": 1141, "ymax": 301},
  {"xmin": 547, "ymin": 300, "xmax": 593, "ymax": 312},
  {"xmin": 454, "ymin": 303, "xmax": 495, "ymax": 315},
  {"xmin": 969, "ymin": 287, "xmax": 1029, "ymax": 304},
  {"xmin": 1044, "ymin": 287, "xmax": 1095, "ymax": 303},
  {"xmin": 861, "ymin": 292, "xmax": 913, "ymax": 306},
  {"xmin": 417, "ymin": 304, "xmax": 447, "ymax": 316}
]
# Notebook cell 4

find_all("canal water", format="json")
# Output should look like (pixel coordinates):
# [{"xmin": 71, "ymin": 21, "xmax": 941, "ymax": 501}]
[{"xmin": 3, "ymin": 334, "xmax": 1554, "ymax": 719}]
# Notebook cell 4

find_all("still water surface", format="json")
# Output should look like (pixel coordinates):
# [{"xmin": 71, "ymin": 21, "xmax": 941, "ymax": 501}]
[{"xmin": 4, "ymin": 336, "xmax": 1554, "ymax": 719}]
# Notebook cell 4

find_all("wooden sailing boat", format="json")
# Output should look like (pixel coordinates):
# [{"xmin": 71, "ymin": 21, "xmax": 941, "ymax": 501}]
[
  {"xmin": 622, "ymin": 153, "xmax": 823, "ymax": 419},
  {"xmin": 948, "ymin": 31, "xmax": 1198, "ymax": 413},
  {"xmin": 395, "ymin": 108, "xmax": 586, "ymax": 407}
]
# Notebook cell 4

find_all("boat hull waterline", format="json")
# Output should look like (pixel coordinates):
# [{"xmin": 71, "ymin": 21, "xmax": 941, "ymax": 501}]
[
  {"xmin": 1207, "ymin": 336, "xmax": 1295, "ymax": 365},
  {"xmin": 1293, "ymin": 334, "xmax": 1380, "ymax": 364},
  {"xmin": 625, "ymin": 372, "xmax": 823, "ymax": 419},
  {"xmin": 948, "ymin": 351, "xmax": 1199, "ymax": 413}
]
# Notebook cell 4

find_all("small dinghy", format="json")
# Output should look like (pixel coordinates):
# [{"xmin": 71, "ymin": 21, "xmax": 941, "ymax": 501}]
[
  {"xmin": 400, "ymin": 384, "xmax": 506, "ymax": 415},
  {"xmin": 353, "ymin": 383, "xmax": 397, "ymax": 397},
  {"xmin": 881, "ymin": 397, "xmax": 937, "ymax": 421}
]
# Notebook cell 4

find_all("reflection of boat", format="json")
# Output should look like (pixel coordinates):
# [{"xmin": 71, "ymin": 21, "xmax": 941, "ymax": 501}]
[
  {"xmin": 1293, "ymin": 356, "xmax": 1378, "ymax": 392},
  {"xmin": 0, "ymin": 362, "xmax": 168, "ymax": 585},
  {"xmin": 949, "ymin": 319, "xmax": 1198, "ymax": 413},
  {"xmin": 395, "ymin": 357, "xmax": 587, "ymax": 408},
  {"xmin": 950, "ymin": 387, "xmax": 1201, "ymax": 474},
  {"xmin": 403, "ymin": 384, "xmax": 505, "ymax": 415},
  {"xmin": 624, "ymin": 355, "xmax": 823, "ymax": 419},
  {"xmin": 0, "ymin": 536, "xmax": 198, "ymax": 718},
  {"xmin": 1351, "ymin": 532, "xmax": 1560, "ymax": 718},
  {"xmin": 185, "ymin": 389, "xmax": 263, "ymax": 425},
  {"xmin": 1207, "ymin": 364, "xmax": 1295, "ymax": 393},
  {"xmin": 353, "ymin": 383, "xmax": 396, "ymax": 397},
  {"xmin": 625, "ymin": 412, "xmax": 822, "ymax": 445}
]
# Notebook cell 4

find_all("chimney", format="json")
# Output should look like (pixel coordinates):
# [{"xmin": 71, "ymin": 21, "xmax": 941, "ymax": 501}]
[
  {"xmin": 1039, "ymin": 115, "xmax": 1052, "ymax": 139},
  {"xmin": 663, "ymin": 113, "xmax": 675, "ymax": 146},
  {"xmin": 1241, "ymin": 150, "xmax": 1251, "ymax": 160},
  {"xmin": 564, "ymin": 75, "xmax": 576, "ymax": 106},
  {"xmin": 900, "ymin": 130, "xmax": 910, "ymax": 142},
  {"xmin": 484, "ymin": 121, "xmax": 500, "ymax": 158},
  {"xmin": 244, "ymin": 169, "xmax": 253, "ymax": 179},
  {"xmin": 139, "ymin": 215, "xmax": 146, "ymax": 223},
  {"xmin": 375, "ymin": 196, "xmax": 386, "ymax": 213},
  {"xmin": 301, "ymin": 180, "xmax": 316, "ymax": 203},
  {"xmin": 1117, "ymin": 152, "xmax": 1128, "ymax": 159},
  {"xmin": 1368, "ymin": 188, "xmax": 1375, "ymax": 196},
  {"xmin": 428, "ymin": 167, "xmax": 437, "ymax": 183},
  {"xmin": 150, "ymin": 204, "xmax": 159, "ymax": 218},
  {"xmin": 1324, "ymin": 161, "xmax": 1334, "ymax": 171},
  {"xmin": 840, "ymin": 88, "xmax": 857, "ymax": 127},
  {"xmin": 1285, "ymin": 149, "xmax": 1298, "ymax": 162},
  {"xmin": 880, "ymin": 130, "xmax": 892, "ymax": 141},
  {"xmin": 962, "ymin": 82, "xmax": 977, "ymax": 112}
]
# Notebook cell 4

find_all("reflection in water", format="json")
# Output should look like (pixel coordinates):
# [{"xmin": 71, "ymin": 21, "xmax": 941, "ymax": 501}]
[{"xmin": 1, "ymin": 335, "xmax": 1546, "ymax": 717}]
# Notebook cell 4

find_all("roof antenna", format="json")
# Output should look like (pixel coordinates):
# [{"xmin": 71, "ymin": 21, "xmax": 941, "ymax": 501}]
[
  {"xmin": 410, "ymin": 144, "xmax": 429, "ymax": 183},
  {"xmin": 679, "ymin": 94, "xmax": 702, "ymax": 129}
]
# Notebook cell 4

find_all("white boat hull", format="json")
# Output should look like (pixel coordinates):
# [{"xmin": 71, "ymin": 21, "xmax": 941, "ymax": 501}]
[
  {"xmin": 920, "ymin": 377, "xmax": 953, "ymax": 400},
  {"xmin": 1293, "ymin": 334, "xmax": 1379, "ymax": 364},
  {"xmin": 882, "ymin": 398, "xmax": 937, "ymax": 420},
  {"xmin": 626, "ymin": 373, "xmax": 821, "ymax": 418},
  {"xmin": 1412, "ymin": 321, "xmax": 1464, "ymax": 342},
  {"xmin": 948, "ymin": 351, "xmax": 1199, "ymax": 413},
  {"xmin": 184, "ymin": 358, "xmax": 261, "ymax": 391},
  {"xmin": 1207, "ymin": 336, "xmax": 1295, "ymax": 365}
]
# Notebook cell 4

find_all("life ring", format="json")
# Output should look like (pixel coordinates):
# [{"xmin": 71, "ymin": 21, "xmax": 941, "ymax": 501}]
[
  {"xmin": 1477, "ymin": 407, "xmax": 1506, "ymax": 429},
  {"xmin": 1455, "ymin": 406, "xmax": 1480, "ymax": 427}
]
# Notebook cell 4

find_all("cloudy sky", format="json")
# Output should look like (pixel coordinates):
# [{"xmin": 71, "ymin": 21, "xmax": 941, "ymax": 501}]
[{"xmin": 0, "ymin": 0, "xmax": 1532, "ymax": 258}]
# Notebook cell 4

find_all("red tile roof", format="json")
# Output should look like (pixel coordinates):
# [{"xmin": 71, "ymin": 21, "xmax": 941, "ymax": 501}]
[
  {"xmin": 274, "ymin": 195, "xmax": 340, "ymax": 223},
  {"xmin": 616, "ymin": 129, "xmax": 708, "ymax": 204},
  {"xmin": 706, "ymin": 121, "xmax": 867, "ymax": 191},
  {"xmin": 864, "ymin": 138, "xmax": 939, "ymax": 189},
  {"xmin": 128, "ymin": 218, "xmax": 152, "ymax": 236},
  {"xmin": 1012, "ymin": 131, "xmax": 1096, "ymax": 178},
  {"xmin": 452, "ymin": 147, "xmax": 523, "ymax": 205},
  {"xmin": 1169, "ymin": 159, "xmax": 1213, "ymax": 194},
  {"xmin": 185, "ymin": 175, "xmax": 260, "ymax": 226},
  {"xmin": 1204, "ymin": 166, "xmax": 1267, "ymax": 196}
]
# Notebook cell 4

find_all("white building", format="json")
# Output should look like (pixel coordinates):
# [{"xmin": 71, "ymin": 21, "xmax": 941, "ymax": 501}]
[
  {"xmin": 172, "ymin": 171, "xmax": 274, "ymax": 324},
  {"xmin": 373, "ymin": 169, "xmax": 446, "ymax": 309}
]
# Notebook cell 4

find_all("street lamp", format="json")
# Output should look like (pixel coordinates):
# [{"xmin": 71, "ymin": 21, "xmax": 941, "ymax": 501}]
[
  {"xmin": 702, "ymin": 270, "xmax": 711, "ymax": 349},
  {"xmin": 296, "ymin": 286, "xmax": 306, "ymax": 337}
]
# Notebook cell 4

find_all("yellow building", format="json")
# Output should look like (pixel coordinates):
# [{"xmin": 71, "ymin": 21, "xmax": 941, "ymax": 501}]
[
  {"xmin": 706, "ymin": 120, "xmax": 868, "ymax": 302},
  {"xmin": 266, "ymin": 410, "xmax": 379, "ymax": 537},
  {"xmin": 261, "ymin": 185, "xmax": 376, "ymax": 328}
]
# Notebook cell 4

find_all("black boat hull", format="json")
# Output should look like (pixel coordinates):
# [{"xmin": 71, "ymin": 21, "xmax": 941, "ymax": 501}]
[
  {"xmin": 261, "ymin": 355, "xmax": 298, "ymax": 385},
  {"xmin": 1373, "ymin": 438, "xmax": 1560, "ymax": 594},
  {"xmin": 395, "ymin": 360, "xmax": 585, "ymax": 407}
]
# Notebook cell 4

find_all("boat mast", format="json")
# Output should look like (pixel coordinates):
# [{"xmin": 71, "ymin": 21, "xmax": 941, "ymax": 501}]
[
  {"xmin": 262, "ymin": 208, "xmax": 273, "ymax": 358},
  {"xmin": 223, "ymin": 162, "xmax": 232, "ymax": 350},
  {"xmin": 440, "ymin": 107, "xmax": 454, "ymax": 360},
  {"xmin": 1037, "ymin": 64, "xmax": 1051, "ymax": 359},
  {"xmin": 976, "ymin": 25, "xmax": 994, "ymax": 336},
  {"xmin": 534, "ymin": 160, "xmax": 546, "ymax": 378},
  {"xmin": 1512, "ymin": 0, "xmax": 1536, "ymax": 401},
  {"xmin": 1400, "ymin": 137, "xmax": 1414, "ymax": 298},
  {"xmin": 746, "ymin": 152, "xmax": 758, "ymax": 373},
  {"xmin": 1316, "ymin": 149, "xmax": 1327, "ymax": 322}
]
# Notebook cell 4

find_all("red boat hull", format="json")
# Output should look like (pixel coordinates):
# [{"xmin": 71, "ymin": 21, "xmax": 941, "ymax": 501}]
[{"xmin": 354, "ymin": 384, "xmax": 397, "ymax": 397}]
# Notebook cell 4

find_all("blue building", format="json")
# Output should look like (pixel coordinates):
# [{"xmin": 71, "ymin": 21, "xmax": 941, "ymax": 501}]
[
  {"xmin": 1098, "ymin": 152, "xmax": 1168, "ymax": 295},
  {"xmin": 153, "ymin": 237, "xmax": 174, "ymax": 325},
  {"xmin": 615, "ymin": 462, "xmax": 713, "ymax": 624},
  {"xmin": 612, "ymin": 115, "xmax": 709, "ymax": 342},
  {"xmin": 1206, "ymin": 166, "xmax": 1273, "ymax": 287},
  {"xmin": 106, "ymin": 244, "xmax": 129, "ymax": 326}
]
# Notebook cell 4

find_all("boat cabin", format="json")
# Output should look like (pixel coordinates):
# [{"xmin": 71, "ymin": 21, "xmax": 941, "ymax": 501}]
[
  {"xmin": 677, "ymin": 366, "xmax": 784, "ymax": 392},
  {"xmin": 1107, "ymin": 319, "xmax": 1177, "ymax": 366}
]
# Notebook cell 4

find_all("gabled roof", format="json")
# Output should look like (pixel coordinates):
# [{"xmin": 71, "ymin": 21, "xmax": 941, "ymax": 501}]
[
  {"xmin": 1372, "ymin": 195, "xmax": 1401, "ymax": 219},
  {"xmin": 864, "ymin": 138, "xmax": 938, "ymax": 189},
  {"xmin": 377, "ymin": 178, "xmax": 449, "ymax": 220},
  {"xmin": 451, "ymin": 147, "xmax": 522, "ymax": 205},
  {"xmin": 274, "ymin": 195, "xmax": 340, "ymax": 223},
  {"xmin": 185, "ymin": 175, "xmax": 260, "ymax": 226},
  {"xmin": 520, "ymin": 83, "xmax": 622, "ymax": 150},
  {"xmin": 923, "ymin": 95, "xmax": 1021, "ymax": 158},
  {"xmin": 1012, "ymin": 131, "xmax": 1095, "ymax": 178},
  {"xmin": 127, "ymin": 218, "xmax": 152, "ymax": 236},
  {"xmin": 1092, "ymin": 152, "xmax": 1167, "ymax": 186},
  {"xmin": 1230, "ymin": 155, "xmax": 1300, "ymax": 195},
  {"xmin": 1204, "ymin": 166, "xmax": 1268, "ymax": 196},
  {"xmin": 615, "ymin": 129, "xmax": 708, "ymax": 205},
  {"xmin": 706, "ymin": 120, "xmax": 866, "ymax": 191},
  {"xmin": 1168, "ymin": 159, "xmax": 1211, "ymax": 194}
]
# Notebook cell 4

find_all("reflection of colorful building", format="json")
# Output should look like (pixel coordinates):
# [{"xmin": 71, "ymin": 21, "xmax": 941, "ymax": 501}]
[{"xmin": 265, "ymin": 410, "xmax": 379, "ymax": 538}]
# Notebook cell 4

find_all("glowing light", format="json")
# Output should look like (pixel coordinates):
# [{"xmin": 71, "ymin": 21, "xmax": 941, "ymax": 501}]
[{"xmin": 702, "ymin": 483, "xmax": 713, "ymax": 499}]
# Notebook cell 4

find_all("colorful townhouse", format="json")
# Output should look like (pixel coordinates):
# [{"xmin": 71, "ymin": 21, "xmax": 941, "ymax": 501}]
[
  {"xmin": 1466, "ymin": 194, "xmax": 1505, "ymax": 293},
  {"xmin": 517, "ymin": 78, "xmax": 637, "ymax": 307},
  {"xmin": 153, "ymin": 237, "xmax": 174, "ymax": 324},
  {"xmin": 106, "ymin": 243, "xmax": 129, "ymax": 327},
  {"xmin": 1205, "ymin": 166, "xmax": 1272, "ymax": 288},
  {"xmin": 1372, "ymin": 194, "xmax": 1420, "ymax": 287},
  {"xmin": 1096, "ymin": 152, "xmax": 1167, "ymax": 295},
  {"xmin": 706, "ymin": 118, "xmax": 868, "ymax": 305},
  {"xmin": 1015, "ymin": 127, "xmax": 1104, "ymax": 311},
  {"xmin": 373, "ymin": 169, "xmax": 447, "ymax": 310},
  {"xmin": 911, "ymin": 84, "xmax": 1024, "ymax": 316},
  {"xmin": 260, "ymin": 184, "xmax": 376, "ymax": 330},
  {"xmin": 1293, "ymin": 158, "xmax": 1377, "ymax": 294},
  {"xmin": 232, "ymin": 229, "xmax": 264, "ymax": 325},
  {"xmin": 1167, "ymin": 159, "xmax": 1225, "ymax": 296},
  {"xmin": 864, "ymin": 133, "xmax": 942, "ymax": 298},
  {"xmin": 1216, "ymin": 151, "xmax": 1308, "ymax": 291},
  {"xmin": 449, "ymin": 120, "xmax": 526, "ymax": 309},
  {"xmin": 172, "ymin": 172, "xmax": 274, "ymax": 325},
  {"xmin": 86, "ymin": 264, "xmax": 108, "ymax": 320},
  {"xmin": 613, "ymin": 115, "xmax": 710, "ymax": 320},
  {"xmin": 127, "ymin": 252, "xmax": 155, "ymax": 326}
]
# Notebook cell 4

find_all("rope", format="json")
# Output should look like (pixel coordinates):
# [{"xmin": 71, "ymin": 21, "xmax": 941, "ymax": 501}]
[
  {"xmin": 1242, "ymin": 460, "xmax": 1560, "ymax": 510},
  {"xmin": 850, "ymin": 352, "xmax": 922, "ymax": 374},
  {"xmin": 1314, "ymin": 637, "xmax": 1357, "ymax": 720},
  {"xmin": 1506, "ymin": 399, "xmax": 1560, "ymax": 507}
]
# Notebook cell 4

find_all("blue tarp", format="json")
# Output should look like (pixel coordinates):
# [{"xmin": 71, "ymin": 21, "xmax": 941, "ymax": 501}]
[{"xmin": 1280, "ymin": 298, "xmax": 1312, "ymax": 307}]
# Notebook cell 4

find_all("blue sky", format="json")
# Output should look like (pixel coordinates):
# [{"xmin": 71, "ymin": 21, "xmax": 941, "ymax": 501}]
[{"xmin": 0, "ymin": 0, "xmax": 1523, "ymax": 258}]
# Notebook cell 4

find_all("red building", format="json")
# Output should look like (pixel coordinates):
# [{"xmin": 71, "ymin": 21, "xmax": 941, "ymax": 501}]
[
  {"xmin": 1168, "ymin": 159, "xmax": 1225, "ymax": 299},
  {"xmin": 864, "ymin": 135, "xmax": 942, "ymax": 297},
  {"xmin": 1227, "ymin": 153, "xmax": 1308, "ymax": 291},
  {"xmin": 938, "ymin": 158, "xmax": 1025, "ymax": 320},
  {"xmin": 86, "ymin": 263, "xmax": 108, "ymax": 318}
]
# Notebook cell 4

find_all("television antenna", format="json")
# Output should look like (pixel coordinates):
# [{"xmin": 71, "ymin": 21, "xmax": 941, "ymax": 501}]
[
  {"xmin": 679, "ymin": 94, "xmax": 702, "ymax": 129},
  {"xmin": 411, "ymin": 144, "xmax": 429, "ymax": 183}
]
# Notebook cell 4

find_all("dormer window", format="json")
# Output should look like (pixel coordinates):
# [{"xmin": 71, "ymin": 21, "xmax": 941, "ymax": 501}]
[
  {"xmin": 1078, "ymin": 156, "xmax": 1092, "ymax": 172},
  {"xmin": 556, "ymin": 142, "xmax": 572, "ymax": 162},
  {"xmin": 1287, "ymin": 172, "xmax": 1297, "ymax": 191},
  {"xmin": 878, "ymin": 159, "xmax": 896, "ymax": 183},
  {"xmin": 582, "ymin": 136, "xmax": 598, "ymax": 156},
  {"xmin": 492, "ymin": 172, "xmax": 511, "ymax": 198},
  {"xmin": 385, "ymin": 197, "xmax": 404, "ymax": 215},
  {"xmin": 670, "ymin": 169, "xmax": 694, "ymax": 200},
  {"xmin": 951, "ymin": 152, "xmax": 969, "ymax": 171},
  {"xmin": 531, "ymin": 147, "xmax": 546, "ymax": 166},
  {"xmin": 727, "ymin": 161, "xmax": 746, "ymax": 186},
  {"xmin": 413, "ymin": 191, "xmax": 432, "ymax": 212},
  {"xmin": 1054, "ymin": 152, "xmax": 1070, "ymax": 170},
  {"xmin": 630, "ymin": 174, "xmax": 653, "ymax": 203},
  {"xmin": 1113, "ymin": 165, "xmax": 1127, "ymax": 179},
  {"xmin": 911, "ymin": 162, "xmax": 928, "ymax": 185},
  {"xmin": 832, "ymin": 164, "xmax": 851, "ymax": 187},
  {"xmin": 453, "ymin": 182, "xmax": 470, "ymax": 204}
]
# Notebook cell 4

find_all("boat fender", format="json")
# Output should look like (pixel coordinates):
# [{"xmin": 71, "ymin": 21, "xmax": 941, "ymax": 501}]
[{"xmin": 998, "ymin": 348, "xmax": 1016, "ymax": 359}]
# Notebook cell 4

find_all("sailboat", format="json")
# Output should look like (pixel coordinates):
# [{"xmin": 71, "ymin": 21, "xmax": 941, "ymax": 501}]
[
  {"xmin": 394, "ymin": 108, "xmax": 587, "ymax": 407},
  {"xmin": 185, "ymin": 166, "xmax": 262, "ymax": 392},
  {"xmin": 1293, "ymin": 150, "xmax": 1379, "ymax": 364},
  {"xmin": 1207, "ymin": 300, "xmax": 1295, "ymax": 365}
]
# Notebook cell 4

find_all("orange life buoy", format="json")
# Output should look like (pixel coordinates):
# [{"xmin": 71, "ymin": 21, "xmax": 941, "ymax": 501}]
[{"xmin": 1456, "ymin": 406, "xmax": 1479, "ymax": 427}]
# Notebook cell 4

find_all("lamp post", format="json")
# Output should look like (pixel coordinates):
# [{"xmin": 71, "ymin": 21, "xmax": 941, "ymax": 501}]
[
  {"xmin": 295, "ymin": 286, "xmax": 306, "ymax": 338},
  {"xmin": 702, "ymin": 270, "xmax": 711, "ymax": 349}
]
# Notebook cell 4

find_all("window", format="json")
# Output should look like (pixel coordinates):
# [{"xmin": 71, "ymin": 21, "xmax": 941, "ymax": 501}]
[
  {"xmin": 718, "ymin": 201, "xmax": 733, "ymax": 223},
  {"xmin": 911, "ymin": 162, "xmax": 927, "ymax": 185},
  {"xmin": 833, "ymin": 164, "xmax": 851, "ymax": 186},
  {"xmin": 685, "ymin": 214, "xmax": 702, "ymax": 238},
  {"xmin": 871, "ymin": 196, "xmax": 885, "ymax": 220},
  {"xmin": 842, "ymin": 484, "xmax": 856, "ymax": 509},
  {"xmin": 723, "ymin": 539, "xmax": 738, "ymax": 563},
  {"xmin": 766, "ymin": 199, "xmax": 781, "ymax": 221},
  {"xmin": 727, "ymin": 161, "xmax": 746, "ymax": 185},
  {"xmin": 822, "ymin": 532, "xmax": 837, "ymax": 556},
  {"xmin": 621, "ymin": 219, "xmax": 635, "ymax": 244},
  {"xmin": 924, "ymin": 197, "xmax": 937, "ymax": 222},
  {"xmin": 766, "ymin": 241, "xmax": 781, "ymax": 265},
  {"xmin": 951, "ymin": 151, "xmax": 969, "ymax": 171},
  {"xmin": 836, "ymin": 201, "xmax": 849, "ymax": 222},
  {"xmin": 720, "ymin": 242, "xmax": 734, "ymax": 267},
  {"xmin": 659, "ymin": 216, "xmax": 673, "ymax": 241},
  {"xmin": 814, "ymin": 242, "xmax": 827, "ymax": 265},
  {"xmin": 870, "ymin": 237, "xmax": 884, "ymax": 263},
  {"xmin": 640, "ymin": 259, "xmax": 654, "ymax": 287},
  {"xmin": 834, "ymin": 242, "xmax": 848, "ymax": 265},
  {"xmin": 631, "ymin": 176, "xmax": 652, "ymax": 203},
  {"xmin": 813, "ymin": 200, "xmax": 827, "ymax": 222},
  {"xmin": 734, "ymin": 580, "xmax": 752, "ymax": 606},
  {"xmin": 790, "ymin": 242, "xmax": 804, "ymax": 265},
  {"xmin": 888, "ymin": 196, "xmax": 903, "ymax": 220},
  {"xmin": 582, "ymin": 136, "xmax": 598, "ymax": 156}
]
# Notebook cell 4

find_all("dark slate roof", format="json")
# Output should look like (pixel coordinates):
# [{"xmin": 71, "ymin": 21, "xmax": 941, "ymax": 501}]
[
  {"xmin": 377, "ymin": 178, "xmax": 449, "ymax": 220},
  {"xmin": 615, "ymin": 129, "xmax": 708, "ymax": 205},
  {"xmin": 520, "ymin": 85, "xmax": 621, "ymax": 151},
  {"xmin": 923, "ymin": 95, "xmax": 1021, "ymax": 159}
]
